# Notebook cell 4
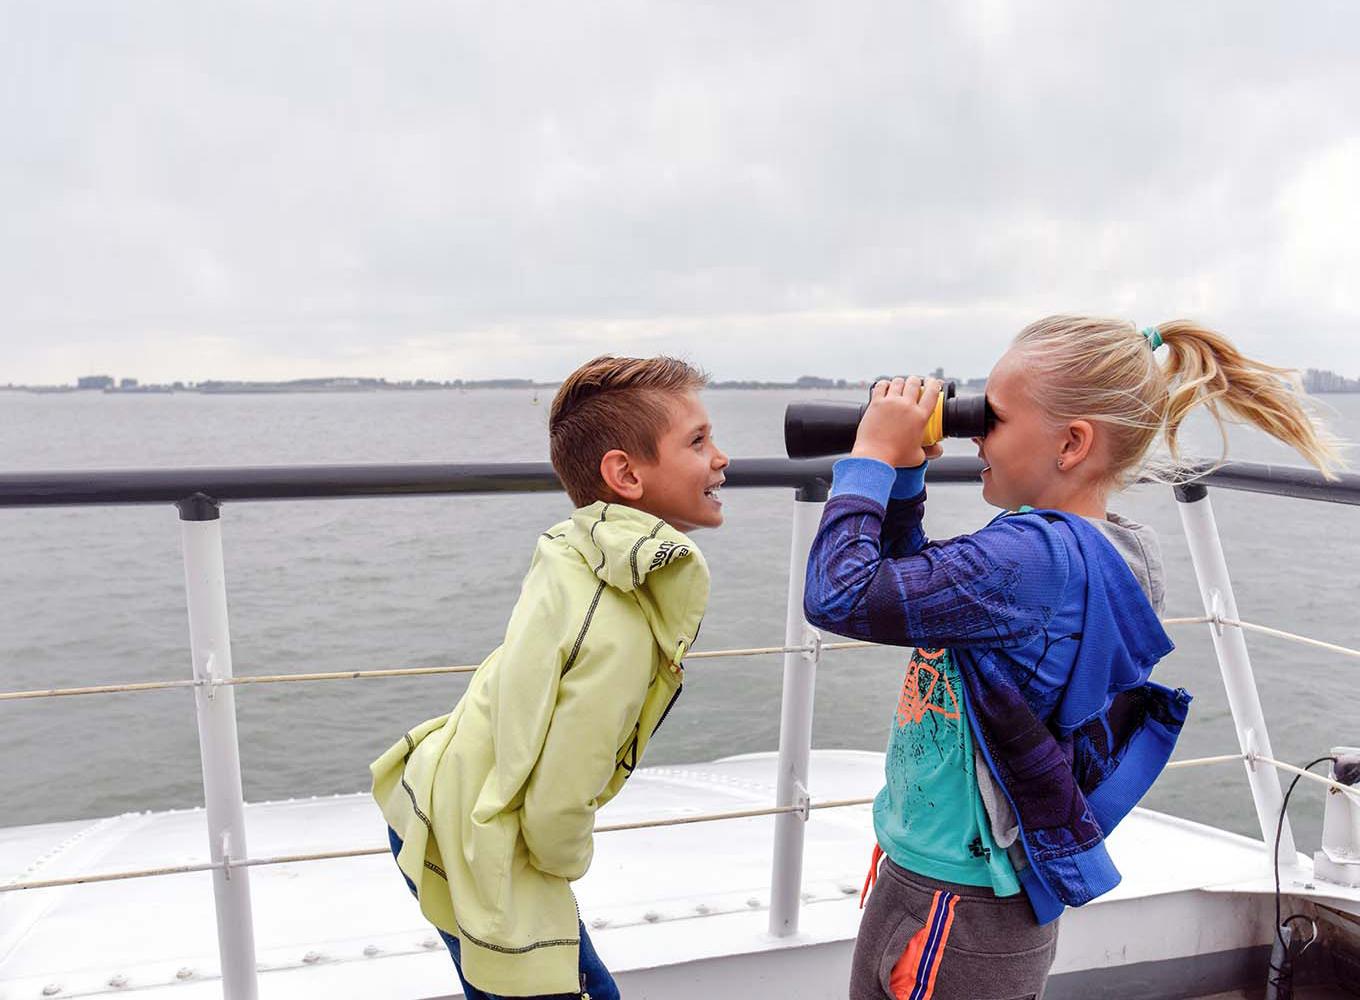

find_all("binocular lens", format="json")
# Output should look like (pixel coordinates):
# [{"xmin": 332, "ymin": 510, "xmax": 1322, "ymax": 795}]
[
  {"xmin": 945, "ymin": 393, "xmax": 991, "ymax": 439},
  {"xmin": 784, "ymin": 381, "xmax": 992, "ymax": 459}
]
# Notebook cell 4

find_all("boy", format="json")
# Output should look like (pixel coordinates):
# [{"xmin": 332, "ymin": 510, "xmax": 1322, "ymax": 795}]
[{"xmin": 372, "ymin": 355, "xmax": 728, "ymax": 999}]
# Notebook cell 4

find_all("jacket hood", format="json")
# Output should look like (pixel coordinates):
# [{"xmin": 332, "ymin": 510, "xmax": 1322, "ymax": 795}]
[
  {"xmin": 1086, "ymin": 511, "xmax": 1166, "ymax": 615},
  {"xmin": 562, "ymin": 502, "xmax": 710, "ymax": 666},
  {"xmin": 1018, "ymin": 509, "xmax": 1175, "ymax": 735}
]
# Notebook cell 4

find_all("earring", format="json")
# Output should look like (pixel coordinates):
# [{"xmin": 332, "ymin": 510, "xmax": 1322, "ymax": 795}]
[{"xmin": 1056, "ymin": 459, "xmax": 1065, "ymax": 470}]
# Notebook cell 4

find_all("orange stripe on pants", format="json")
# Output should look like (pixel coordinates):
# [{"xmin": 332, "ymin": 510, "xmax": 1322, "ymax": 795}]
[{"xmin": 888, "ymin": 890, "xmax": 958, "ymax": 1000}]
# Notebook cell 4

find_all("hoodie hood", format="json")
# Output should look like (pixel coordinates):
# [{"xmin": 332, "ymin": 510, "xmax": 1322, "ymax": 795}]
[
  {"xmin": 562, "ymin": 501, "xmax": 710, "ymax": 666},
  {"xmin": 1018, "ymin": 509, "xmax": 1175, "ymax": 735},
  {"xmin": 1086, "ymin": 510, "xmax": 1166, "ymax": 615}
]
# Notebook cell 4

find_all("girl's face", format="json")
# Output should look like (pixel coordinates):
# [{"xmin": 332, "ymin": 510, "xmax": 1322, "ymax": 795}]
[{"xmin": 973, "ymin": 350, "xmax": 1071, "ymax": 511}]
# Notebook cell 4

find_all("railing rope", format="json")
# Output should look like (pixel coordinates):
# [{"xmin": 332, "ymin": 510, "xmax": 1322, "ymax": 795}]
[
  {"xmin": 0, "ymin": 795, "xmax": 878, "ymax": 893},
  {"xmin": 1221, "ymin": 617, "xmax": 1360, "ymax": 661},
  {"xmin": 1252, "ymin": 753, "xmax": 1360, "ymax": 798},
  {"xmin": 0, "ymin": 641, "xmax": 883, "ymax": 702},
  {"xmin": 24, "ymin": 608, "xmax": 1360, "ymax": 708},
  {"xmin": 7, "ymin": 752, "xmax": 1354, "ymax": 897},
  {"xmin": 1163, "ymin": 753, "xmax": 1248, "ymax": 770}
]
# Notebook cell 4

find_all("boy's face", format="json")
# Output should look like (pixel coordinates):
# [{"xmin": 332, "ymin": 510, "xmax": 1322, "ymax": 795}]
[{"xmin": 631, "ymin": 391, "xmax": 729, "ymax": 532}]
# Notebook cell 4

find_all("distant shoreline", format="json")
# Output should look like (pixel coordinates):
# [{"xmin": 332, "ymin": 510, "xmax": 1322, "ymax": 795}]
[
  {"xmin": 1, "ymin": 380, "xmax": 887, "ymax": 395},
  {"xmin": 4, "ymin": 381, "xmax": 1357, "ymax": 396}
]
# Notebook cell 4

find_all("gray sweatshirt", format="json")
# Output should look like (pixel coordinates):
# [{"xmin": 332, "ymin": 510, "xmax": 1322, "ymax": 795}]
[{"xmin": 1088, "ymin": 510, "xmax": 1166, "ymax": 614}]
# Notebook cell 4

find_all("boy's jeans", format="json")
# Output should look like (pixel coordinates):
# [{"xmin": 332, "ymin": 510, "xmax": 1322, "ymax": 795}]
[{"xmin": 387, "ymin": 828, "xmax": 619, "ymax": 1000}]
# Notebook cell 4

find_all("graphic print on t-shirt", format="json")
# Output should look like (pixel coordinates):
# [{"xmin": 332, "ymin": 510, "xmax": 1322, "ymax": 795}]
[{"xmin": 895, "ymin": 647, "xmax": 961, "ymax": 730}]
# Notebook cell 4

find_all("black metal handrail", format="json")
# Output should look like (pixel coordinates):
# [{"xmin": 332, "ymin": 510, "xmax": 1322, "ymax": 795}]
[{"xmin": 0, "ymin": 456, "xmax": 1357, "ymax": 508}]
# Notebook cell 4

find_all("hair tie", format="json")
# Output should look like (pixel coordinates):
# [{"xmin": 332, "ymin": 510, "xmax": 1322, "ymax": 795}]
[{"xmin": 1140, "ymin": 326, "xmax": 1164, "ymax": 351}]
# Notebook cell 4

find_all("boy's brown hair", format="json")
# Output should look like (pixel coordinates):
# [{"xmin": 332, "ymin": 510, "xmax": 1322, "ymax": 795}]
[{"xmin": 549, "ymin": 355, "xmax": 709, "ymax": 507}]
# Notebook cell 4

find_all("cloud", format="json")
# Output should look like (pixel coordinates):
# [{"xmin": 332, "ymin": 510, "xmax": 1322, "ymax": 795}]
[
  {"xmin": 2, "ymin": 1, "xmax": 1359, "ymax": 383},
  {"xmin": 1276, "ymin": 138, "xmax": 1360, "ymax": 317}
]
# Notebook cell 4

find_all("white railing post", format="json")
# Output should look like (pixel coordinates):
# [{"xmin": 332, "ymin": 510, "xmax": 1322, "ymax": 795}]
[
  {"xmin": 769, "ymin": 482, "xmax": 827, "ymax": 937},
  {"xmin": 1174, "ymin": 483, "xmax": 1297, "ymax": 863},
  {"xmin": 178, "ymin": 493, "xmax": 259, "ymax": 999}
]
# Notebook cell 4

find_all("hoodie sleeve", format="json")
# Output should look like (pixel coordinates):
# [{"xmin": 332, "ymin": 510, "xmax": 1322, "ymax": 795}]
[
  {"xmin": 519, "ymin": 595, "xmax": 652, "ymax": 880},
  {"xmin": 804, "ymin": 481, "xmax": 1068, "ymax": 650},
  {"xmin": 487, "ymin": 572, "xmax": 572, "ymax": 811},
  {"xmin": 830, "ymin": 457, "xmax": 930, "ymax": 558}
]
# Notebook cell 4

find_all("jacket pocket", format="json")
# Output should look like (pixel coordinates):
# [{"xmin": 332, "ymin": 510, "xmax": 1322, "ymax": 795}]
[
  {"xmin": 877, "ymin": 907, "xmax": 925, "ymax": 997},
  {"xmin": 883, "ymin": 890, "xmax": 959, "ymax": 999}
]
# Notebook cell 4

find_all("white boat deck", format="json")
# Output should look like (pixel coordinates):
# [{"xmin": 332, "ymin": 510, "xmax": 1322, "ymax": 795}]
[{"xmin": 2, "ymin": 750, "xmax": 1356, "ymax": 999}]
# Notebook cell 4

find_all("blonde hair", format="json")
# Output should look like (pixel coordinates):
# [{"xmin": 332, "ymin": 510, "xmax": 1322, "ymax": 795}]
[{"xmin": 1010, "ymin": 315, "xmax": 1346, "ymax": 488}]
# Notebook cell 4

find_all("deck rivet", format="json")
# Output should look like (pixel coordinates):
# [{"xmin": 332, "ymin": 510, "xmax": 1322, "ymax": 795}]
[
  {"xmin": 746, "ymin": 897, "xmax": 761, "ymax": 908},
  {"xmin": 175, "ymin": 968, "xmax": 194, "ymax": 981},
  {"xmin": 363, "ymin": 945, "xmax": 380, "ymax": 957},
  {"xmin": 694, "ymin": 904, "xmax": 711, "ymax": 915},
  {"xmin": 839, "ymin": 884, "xmax": 858, "ymax": 895},
  {"xmin": 590, "ymin": 918, "xmax": 609, "ymax": 930},
  {"xmin": 421, "ymin": 937, "xmax": 440, "ymax": 950},
  {"xmin": 108, "ymin": 975, "xmax": 129, "ymax": 988},
  {"xmin": 643, "ymin": 911, "xmax": 661, "ymax": 923},
  {"xmin": 41, "ymin": 987, "xmax": 62, "ymax": 997},
  {"xmin": 302, "ymin": 951, "xmax": 323, "ymax": 964}
]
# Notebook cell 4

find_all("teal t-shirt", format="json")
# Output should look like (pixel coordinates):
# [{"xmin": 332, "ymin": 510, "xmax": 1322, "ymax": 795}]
[{"xmin": 873, "ymin": 646, "xmax": 1021, "ymax": 895}]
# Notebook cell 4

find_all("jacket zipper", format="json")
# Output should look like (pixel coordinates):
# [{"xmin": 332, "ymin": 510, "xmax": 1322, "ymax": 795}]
[{"xmin": 651, "ymin": 683, "xmax": 683, "ymax": 737}]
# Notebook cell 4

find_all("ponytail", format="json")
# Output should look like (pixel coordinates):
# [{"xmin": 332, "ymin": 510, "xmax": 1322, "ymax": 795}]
[
  {"xmin": 1155, "ymin": 320, "xmax": 1345, "ymax": 481},
  {"xmin": 1012, "ymin": 315, "xmax": 1346, "ymax": 489}
]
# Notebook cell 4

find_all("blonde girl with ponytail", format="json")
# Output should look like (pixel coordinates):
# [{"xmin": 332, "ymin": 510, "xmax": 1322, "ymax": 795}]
[{"xmin": 804, "ymin": 317, "xmax": 1343, "ymax": 1000}]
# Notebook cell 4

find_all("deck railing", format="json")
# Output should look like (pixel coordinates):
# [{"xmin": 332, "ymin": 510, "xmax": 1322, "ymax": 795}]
[{"xmin": 3, "ymin": 456, "xmax": 1359, "ymax": 999}]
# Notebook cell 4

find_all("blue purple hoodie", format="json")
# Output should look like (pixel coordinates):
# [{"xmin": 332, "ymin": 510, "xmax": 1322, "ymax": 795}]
[{"xmin": 804, "ymin": 459, "xmax": 1191, "ymax": 923}]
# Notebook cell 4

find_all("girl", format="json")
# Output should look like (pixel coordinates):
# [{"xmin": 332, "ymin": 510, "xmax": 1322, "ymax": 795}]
[{"xmin": 803, "ymin": 316, "xmax": 1342, "ymax": 1000}]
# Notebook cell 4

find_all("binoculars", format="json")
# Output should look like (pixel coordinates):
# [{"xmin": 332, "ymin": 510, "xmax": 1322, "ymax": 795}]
[{"xmin": 784, "ymin": 379, "xmax": 993, "ymax": 459}]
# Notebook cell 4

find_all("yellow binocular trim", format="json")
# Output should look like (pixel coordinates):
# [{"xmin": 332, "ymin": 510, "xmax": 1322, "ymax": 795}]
[{"xmin": 922, "ymin": 394, "xmax": 946, "ymax": 446}]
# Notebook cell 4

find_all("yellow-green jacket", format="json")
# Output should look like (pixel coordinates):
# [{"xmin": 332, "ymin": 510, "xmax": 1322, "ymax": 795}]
[{"xmin": 371, "ymin": 502, "xmax": 709, "ymax": 996}]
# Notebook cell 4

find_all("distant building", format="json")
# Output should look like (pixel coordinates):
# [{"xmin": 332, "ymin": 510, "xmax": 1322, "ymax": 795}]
[
  {"xmin": 451, "ymin": 378, "xmax": 536, "ymax": 389},
  {"xmin": 119, "ymin": 378, "xmax": 139, "ymax": 389},
  {"xmin": 1304, "ymin": 369, "xmax": 1360, "ymax": 393},
  {"xmin": 77, "ymin": 375, "xmax": 114, "ymax": 390}
]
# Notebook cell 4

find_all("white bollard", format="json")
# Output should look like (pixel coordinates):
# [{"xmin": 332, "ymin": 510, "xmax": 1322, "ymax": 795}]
[
  {"xmin": 769, "ymin": 484, "xmax": 827, "ymax": 937},
  {"xmin": 178, "ymin": 494, "xmax": 259, "ymax": 999},
  {"xmin": 1174, "ymin": 483, "xmax": 1296, "ymax": 865},
  {"xmin": 1314, "ymin": 746, "xmax": 1360, "ymax": 887}
]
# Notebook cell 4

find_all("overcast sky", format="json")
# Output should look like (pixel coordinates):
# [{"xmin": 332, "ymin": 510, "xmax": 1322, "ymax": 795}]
[{"xmin": 3, "ymin": 1, "xmax": 1358, "ymax": 384}]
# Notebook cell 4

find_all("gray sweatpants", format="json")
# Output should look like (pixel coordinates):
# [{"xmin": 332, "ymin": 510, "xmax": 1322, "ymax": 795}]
[{"xmin": 849, "ymin": 856, "xmax": 1059, "ymax": 1000}]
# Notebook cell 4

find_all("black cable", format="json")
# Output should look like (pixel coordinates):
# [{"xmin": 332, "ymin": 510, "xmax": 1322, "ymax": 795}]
[{"xmin": 1269, "ymin": 755, "xmax": 1336, "ymax": 996}]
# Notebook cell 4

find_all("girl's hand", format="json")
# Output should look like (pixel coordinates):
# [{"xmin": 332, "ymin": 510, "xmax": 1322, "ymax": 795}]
[{"xmin": 850, "ymin": 376, "xmax": 944, "ymax": 468}]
